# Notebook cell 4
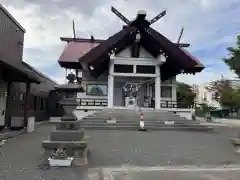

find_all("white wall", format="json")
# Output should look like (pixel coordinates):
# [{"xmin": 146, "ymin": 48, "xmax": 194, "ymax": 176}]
[
  {"xmin": 77, "ymin": 45, "xmax": 177, "ymax": 107},
  {"xmin": 115, "ymin": 46, "xmax": 153, "ymax": 58}
]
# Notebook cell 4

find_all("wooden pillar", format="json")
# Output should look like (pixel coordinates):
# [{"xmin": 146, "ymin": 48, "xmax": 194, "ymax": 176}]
[
  {"xmin": 155, "ymin": 65, "xmax": 161, "ymax": 109},
  {"xmin": 24, "ymin": 82, "xmax": 30, "ymax": 127},
  {"xmin": 108, "ymin": 60, "xmax": 114, "ymax": 108},
  {"xmin": 5, "ymin": 82, "xmax": 12, "ymax": 127},
  {"xmin": 108, "ymin": 75, "xmax": 114, "ymax": 108}
]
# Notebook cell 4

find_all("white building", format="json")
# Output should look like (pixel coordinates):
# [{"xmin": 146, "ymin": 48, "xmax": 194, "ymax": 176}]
[
  {"xmin": 57, "ymin": 9, "xmax": 204, "ymax": 114},
  {"xmin": 194, "ymin": 83, "xmax": 221, "ymax": 109},
  {"xmin": 194, "ymin": 79, "xmax": 240, "ymax": 109}
]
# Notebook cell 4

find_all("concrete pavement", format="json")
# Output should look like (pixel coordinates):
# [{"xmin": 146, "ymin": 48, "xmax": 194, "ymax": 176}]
[{"xmin": 87, "ymin": 165, "xmax": 240, "ymax": 180}]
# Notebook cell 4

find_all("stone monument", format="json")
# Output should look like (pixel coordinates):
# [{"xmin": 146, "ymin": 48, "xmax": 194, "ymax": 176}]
[{"xmin": 42, "ymin": 72, "xmax": 89, "ymax": 166}]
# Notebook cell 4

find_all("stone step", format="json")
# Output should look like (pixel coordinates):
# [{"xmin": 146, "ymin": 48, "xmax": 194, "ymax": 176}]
[
  {"xmin": 79, "ymin": 123, "xmax": 204, "ymax": 128},
  {"xmin": 91, "ymin": 112, "xmax": 181, "ymax": 116},
  {"xmin": 85, "ymin": 114, "xmax": 185, "ymax": 117},
  {"xmin": 49, "ymin": 130, "xmax": 84, "ymax": 141},
  {"xmin": 96, "ymin": 112, "xmax": 178, "ymax": 115},
  {"xmin": 61, "ymin": 116, "xmax": 78, "ymax": 121},
  {"xmin": 42, "ymin": 140, "xmax": 88, "ymax": 149},
  {"xmin": 79, "ymin": 120, "xmax": 198, "ymax": 124},
  {"xmin": 80, "ymin": 125, "xmax": 213, "ymax": 132},
  {"xmin": 88, "ymin": 112, "xmax": 185, "ymax": 116},
  {"xmin": 100, "ymin": 109, "xmax": 169, "ymax": 113},
  {"xmin": 82, "ymin": 116, "xmax": 187, "ymax": 121}
]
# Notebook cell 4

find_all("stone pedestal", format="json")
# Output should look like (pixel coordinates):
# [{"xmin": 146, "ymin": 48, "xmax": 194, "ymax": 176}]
[{"xmin": 42, "ymin": 73, "xmax": 88, "ymax": 166}]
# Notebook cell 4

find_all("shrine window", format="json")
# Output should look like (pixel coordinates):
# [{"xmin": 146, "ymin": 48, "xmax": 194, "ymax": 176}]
[
  {"xmin": 86, "ymin": 84, "xmax": 108, "ymax": 96},
  {"xmin": 114, "ymin": 64, "xmax": 133, "ymax": 73},
  {"xmin": 136, "ymin": 65, "xmax": 155, "ymax": 74}
]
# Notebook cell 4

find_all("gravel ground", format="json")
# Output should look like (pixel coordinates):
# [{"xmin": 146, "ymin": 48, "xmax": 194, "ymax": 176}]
[
  {"xmin": 87, "ymin": 127, "xmax": 240, "ymax": 167},
  {"xmin": 0, "ymin": 124, "xmax": 87, "ymax": 180},
  {"xmin": 0, "ymin": 124, "xmax": 240, "ymax": 180}
]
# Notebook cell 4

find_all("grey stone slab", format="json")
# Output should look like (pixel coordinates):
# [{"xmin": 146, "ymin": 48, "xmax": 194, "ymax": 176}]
[
  {"xmin": 42, "ymin": 140, "xmax": 88, "ymax": 151},
  {"xmin": 49, "ymin": 130, "xmax": 84, "ymax": 141},
  {"xmin": 42, "ymin": 140, "xmax": 88, "ymax": 164},
  {"xmin": 61, "ymin": 116, "xmax": 78, "ymax": 121},
  {"xmin": 54, "ymin": 121, "xmax": 81, "ymax": 130}
]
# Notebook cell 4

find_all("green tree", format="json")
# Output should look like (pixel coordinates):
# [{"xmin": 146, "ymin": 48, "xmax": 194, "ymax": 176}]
[
  {"xmin": 222, "ymin": 35, "xmax": 240, "ymax": 115},
  {"xmin": 177, "ymin": 82, "xmax": 196, "ymax": 108},
  {"xmin": 223, "ymin": 35, "xmax": 240, "ymax": 77},
  {"xmin": 231, "ymin": 88, "xmax": 240, "ymax": 116}
]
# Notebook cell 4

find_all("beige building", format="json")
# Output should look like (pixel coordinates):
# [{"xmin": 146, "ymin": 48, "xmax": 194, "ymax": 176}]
[{"xmin": 194, "ymin": 79, "xmax": 240, "ymax": 109}]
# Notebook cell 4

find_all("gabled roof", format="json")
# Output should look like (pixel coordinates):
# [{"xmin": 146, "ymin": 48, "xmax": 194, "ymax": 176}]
[
  {"xmin": 0, "ymin": 59, "xmax": 41, "ymax": 83},
  {"xmin": 58, "ymin": 41, "xmax": 100, "ymax": 69},
  {"xmin": 58, "ymin": 9, "xmax": 204, "ymax": 80},
  {"xmin": 0, "ymin": 4, "xmax": 26, "ymax": 32},
  {"xmin": 22, "ymin": 61, "xmax": 58, "ymax": 85}
]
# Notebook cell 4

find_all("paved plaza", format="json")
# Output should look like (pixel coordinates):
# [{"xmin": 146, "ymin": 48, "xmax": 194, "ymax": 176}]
[{"xmin": 1, "ymin": 123, "xmax": 240, "ymax": 179}]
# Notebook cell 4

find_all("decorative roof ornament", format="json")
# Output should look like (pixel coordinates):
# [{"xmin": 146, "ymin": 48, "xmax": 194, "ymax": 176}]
[
  {"xmin": 66, "ymin": 72, "xmax": 76, "ymax": 84},
  {"xmin": 111, "ymin": 6, "xmax": 166, "ymax": 26},
  {"xmin": 135, "ymin": 33, "xmax": 141, "ymax": 42}
]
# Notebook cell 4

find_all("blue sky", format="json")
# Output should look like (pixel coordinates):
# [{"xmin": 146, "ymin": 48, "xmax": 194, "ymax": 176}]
[{"xmin": 1, "ymin": 0, "xmax": 240, "ymax": 85}]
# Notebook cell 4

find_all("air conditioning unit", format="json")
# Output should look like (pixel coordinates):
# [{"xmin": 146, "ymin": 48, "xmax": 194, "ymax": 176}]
[{"xmin": 125, "ymin": 96, "xmax": 137, "ymax": 108}]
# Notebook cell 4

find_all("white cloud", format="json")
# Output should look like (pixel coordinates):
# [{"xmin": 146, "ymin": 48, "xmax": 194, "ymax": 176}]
[
  {"xmin": 177, "ymin": 70, "xmax": 237, "ymax": 86},
  {"xmin": 1, "ymin": 0, "xmax": 239, "ymax": 84}
]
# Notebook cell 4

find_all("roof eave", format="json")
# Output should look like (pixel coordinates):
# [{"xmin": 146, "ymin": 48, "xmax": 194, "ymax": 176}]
[
  {"xmin": 0, "ymin": 4, "xmax": 26, "ymax": 33},
  {"xmin": 60, "ymin": 37, "xmax": 105, "ymax": 43}
]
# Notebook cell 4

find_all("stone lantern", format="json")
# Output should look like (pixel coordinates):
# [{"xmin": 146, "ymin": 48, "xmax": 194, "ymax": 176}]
[{"xmin": 42, "ymin": 73, "xmax": 89, "ymax": 166}]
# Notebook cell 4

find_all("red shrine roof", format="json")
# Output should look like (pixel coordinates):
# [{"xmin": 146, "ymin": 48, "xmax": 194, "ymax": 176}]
[{"xmin": 58, "ymin": 40, "xmax": 101, "ymax": 69}]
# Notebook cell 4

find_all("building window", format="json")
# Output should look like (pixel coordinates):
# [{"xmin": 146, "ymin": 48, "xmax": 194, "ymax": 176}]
[
  {"xmin": 136, "ymin": 65, "xmax": 155, "ymax": 74},
  {"xmin": 86, "ymin": 84, "xmax": 108, "ymax": 96},
  {"xmin": 161, "ymin": 86, "xmax": 172, "ymax": 98},
  {"xmin": 114, "ymin": 64, "xmax": 133, "ymax": 73}
]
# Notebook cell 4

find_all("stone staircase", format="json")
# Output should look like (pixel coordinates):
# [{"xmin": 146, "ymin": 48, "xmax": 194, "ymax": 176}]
[{"xmin": 79, "ymin": 109, "xmax": 213, "ymax": 131}]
